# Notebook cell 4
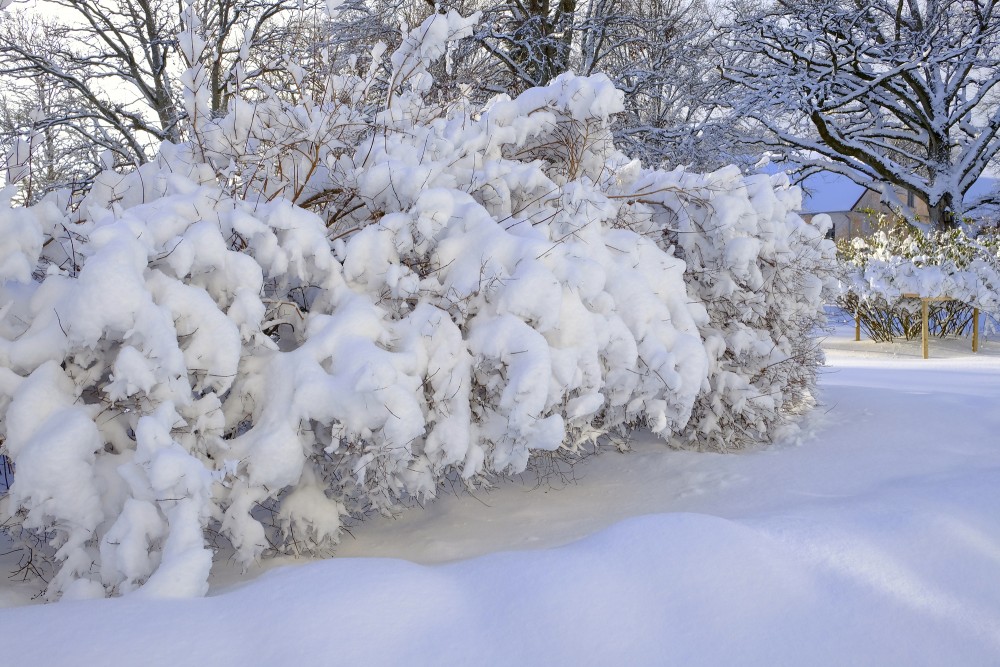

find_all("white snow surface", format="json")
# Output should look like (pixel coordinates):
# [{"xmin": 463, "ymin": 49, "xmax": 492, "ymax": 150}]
[{"xmin": 2, "ymin": 314, "xmax": 1000, "ymax": 665}]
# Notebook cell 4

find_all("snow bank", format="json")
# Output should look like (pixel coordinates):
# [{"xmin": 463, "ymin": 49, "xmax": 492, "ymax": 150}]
[
  {"xmin": 0, "ymin": 11, "xmax": 835, "ymax": 599},
  {"xmin": 4, "ymin": 332, "xmax": 1000, "ymax": 664}
]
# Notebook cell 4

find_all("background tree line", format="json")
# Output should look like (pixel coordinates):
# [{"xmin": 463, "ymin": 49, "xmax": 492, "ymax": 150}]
[{"xmin": 2, "ymin": 0, "xmax": 999, "ymax": 229}]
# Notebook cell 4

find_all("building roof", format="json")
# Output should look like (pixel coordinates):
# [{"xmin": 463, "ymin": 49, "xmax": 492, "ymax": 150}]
[
  {"xmin": 964, "ymin": 177, "xmax": 1000, "ymax": 205},
  {"xmin": 764, "ymin": 165, "xmax": 1000, "ymax": 216},
  {"xmin": 798, "ymin": 172, "xmax": 867, "ymax": 214}
]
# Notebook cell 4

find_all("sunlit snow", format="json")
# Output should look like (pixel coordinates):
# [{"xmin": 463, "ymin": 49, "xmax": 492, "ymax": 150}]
[{"xmin": 2, "ymin": 313, "xmax": 999, "ymax": 665}]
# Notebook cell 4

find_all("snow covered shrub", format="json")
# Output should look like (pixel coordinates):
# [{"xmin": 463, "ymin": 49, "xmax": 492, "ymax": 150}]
[
  {"xmin": 0, "ymin": 10, "xmax": 836, "ymax": 599},
  {"xmin": 678, "ymin": 172, "xmax": 837, "ymax": 448},
  {"xmin": 599, "ymin": 166, "xmax": 838, "ymax": 449},
  {"xmin": 838, "ymin": 220, "xmax": 1000, "ymax": 342},
  {"xmin": 193, "ymin": 10, "xmax": 484, "ymax": 232}
]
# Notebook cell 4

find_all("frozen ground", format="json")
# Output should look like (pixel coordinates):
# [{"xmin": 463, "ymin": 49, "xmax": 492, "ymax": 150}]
[{"xmin": 2, "ymin": 314, "xmax": 1000, "ymax": 665}]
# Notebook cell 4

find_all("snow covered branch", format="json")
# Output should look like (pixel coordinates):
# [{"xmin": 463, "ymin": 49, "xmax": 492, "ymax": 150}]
[{"xmin": 722, "ymin": 0, "xmax": 1000, "ymax": 228}]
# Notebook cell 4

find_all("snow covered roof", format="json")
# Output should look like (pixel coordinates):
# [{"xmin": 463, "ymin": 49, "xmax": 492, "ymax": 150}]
[
  {"xmin": 754, "ymin": 161, "xmax": 869, "ymax": 214},
  {"xmin": 798, "ymin": 172, "xmax": 867, "ymax": 214},
  {"xmin": 762, "ymin": 163, "xmax": 1000, "ymax": 216},
  {"xmin": 964, "ymin": 176, "xmax": 1000, "ymax": 211}
]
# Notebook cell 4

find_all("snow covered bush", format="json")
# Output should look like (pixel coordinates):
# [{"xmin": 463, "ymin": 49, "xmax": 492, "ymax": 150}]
[
  {"xmin": 595, "ymin": 166, "xmax": 838, "ymax": 449},
  {"xmin": 677, "ymin": 173, "xmax": 836, "ymax": 448},
  {"xmin": 838, "ymin": 220, "xmax": 1000, "ymax": 341},
  {"xmin": 0, "ymin": 11, "xmax": 835, "ymax": 600}
]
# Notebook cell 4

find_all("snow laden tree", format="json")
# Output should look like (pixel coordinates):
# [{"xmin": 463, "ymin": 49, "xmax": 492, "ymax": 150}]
[
  {"xmin": 0, "ymin": 14, "xmax": 109, "ymax": 203},
  {"xmin": 0, "ymin": 10, "xmax": 836, "ymax": 600},
  {"xmin": 721, "ymin": 0, "xmax": 1000, "ymax": 228},
  {"xmin": 452, "ymin": 0, "xmax": 731, "ymax": 168},
  {"xmin": 0, "ymin": 0, "xmax": 313, "ymax": 171},
  {"xmin": 0, "ymin": 61, "xmax": 103, "ymax": 203},
  {"xmin": 573, "ymin": 0, "xmax": 730, "ymax": 170},
  {"xmin": 470, "ymin": 0, "xmax": 577, "ymax": 90}
]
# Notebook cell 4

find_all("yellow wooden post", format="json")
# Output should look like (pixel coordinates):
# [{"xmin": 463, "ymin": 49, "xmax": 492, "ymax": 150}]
[
  {"xmin": 973, "ymin": 307, "xmax": 979, "ymax": 353},
  {"xmin": 922, "ymin": 298, "xmax": 929, "ymax": 359},
  {"xmin": 855, "ymin": 309, "xmax": 861, "ymax": 341}
]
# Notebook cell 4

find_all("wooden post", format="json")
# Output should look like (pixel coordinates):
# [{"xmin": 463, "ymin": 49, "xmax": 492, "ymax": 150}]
[
  {"xmin": 973, "ymin": 307, "xmax": 979, "ymax": 353},
  {"xmin": 921, "ymin": 298, "xmax": 929, "ymax": 359},
  {"xmin": 855, "ymin": 309, "xmax": 861, "ymax": 342},
  {"xmin": 902, "ymin": 293, "xmax": 972, "ymax": 359}
]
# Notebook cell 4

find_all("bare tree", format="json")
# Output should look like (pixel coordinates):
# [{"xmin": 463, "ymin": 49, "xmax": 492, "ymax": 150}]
[
  {"xmin": 721, "ymin": 0, "xmax": 1000, "ymax": 228},
  {"xmin": 472, "ymin": 0, "xmax": 578, "ymax": 91},
  {"xmin": 453, "ymin": 0, "xmax": 734, "ymax": 168},
  {"xmin": 0, "ymin": 0, "xmax": 307, "ymax": 173},
  {"xmin": 574, "ymin": 0, "xmax": 734, "ymax": 169}
]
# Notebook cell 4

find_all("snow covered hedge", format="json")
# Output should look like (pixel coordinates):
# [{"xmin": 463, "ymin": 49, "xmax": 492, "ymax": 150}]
[
  {"xmin": 0, "ymin": 11, "xmax": 836, "ymax": 600},
  {"xmin": 838, "ymin": 222, "xmax": 1000, "ymax": 341},
  {"xmin": 643, "ymin": 169, "xmax": 835, "ymax": 449}
]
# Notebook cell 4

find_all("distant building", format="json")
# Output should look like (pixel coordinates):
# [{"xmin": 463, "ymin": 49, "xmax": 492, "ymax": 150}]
[
  {"xmin": 797, "ymin": 172, "xmax": 928, "ymax": 242},
  {"xmin": 793, "ymin": 170, "xmax": 1000, "ymax": 241}
]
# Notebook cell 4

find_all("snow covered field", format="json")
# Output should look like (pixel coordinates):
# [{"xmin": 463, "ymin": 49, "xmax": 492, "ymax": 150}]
[{"xmin": 2, "ymin": 315, "xmax": 1000, "ymax": 666}]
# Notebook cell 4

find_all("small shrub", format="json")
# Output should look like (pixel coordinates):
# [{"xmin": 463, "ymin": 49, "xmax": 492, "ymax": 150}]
[{"xmin": 837, "ymin": 214, "xmax": 1000, "ymax": 342}]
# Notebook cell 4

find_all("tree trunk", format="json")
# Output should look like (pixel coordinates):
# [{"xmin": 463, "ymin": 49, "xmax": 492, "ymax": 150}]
[{"xmin": 929, "ymin": 192, "xmax": 958, "ymax": 229}]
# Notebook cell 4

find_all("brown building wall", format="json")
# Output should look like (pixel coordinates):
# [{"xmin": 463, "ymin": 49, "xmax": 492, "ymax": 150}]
[{"xmin": 802, "ymin": 185, "xmax": 929, "ymax": 243}]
